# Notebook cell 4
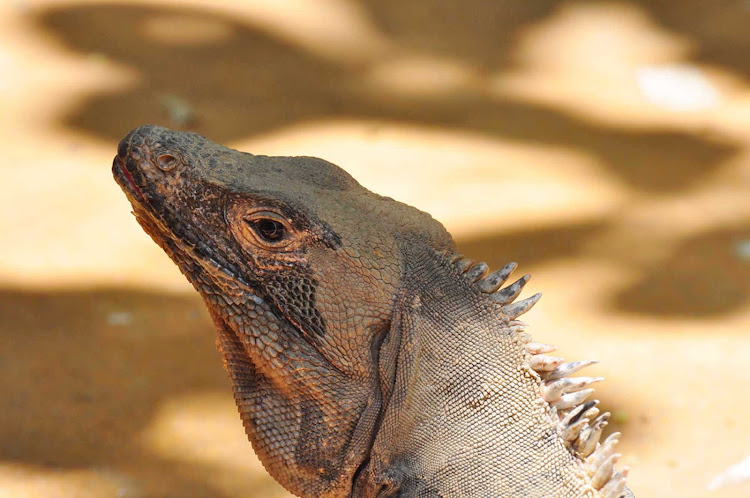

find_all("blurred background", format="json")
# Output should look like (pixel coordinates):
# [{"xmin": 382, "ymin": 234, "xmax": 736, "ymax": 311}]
[{"xmin": 1, "ymin": 0, "xmax": 748, "ymax": 496}]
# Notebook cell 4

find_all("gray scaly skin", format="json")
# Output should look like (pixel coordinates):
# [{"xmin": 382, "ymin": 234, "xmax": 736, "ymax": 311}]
[{"xmin": 113, "ymin": 125, "xmax": 634, "ymax": 497}]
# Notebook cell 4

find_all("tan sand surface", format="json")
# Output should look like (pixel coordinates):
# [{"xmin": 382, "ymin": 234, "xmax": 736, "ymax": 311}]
[{"xmin": 1, "ymin": 1, "xmax": 748, "ymax": 497}]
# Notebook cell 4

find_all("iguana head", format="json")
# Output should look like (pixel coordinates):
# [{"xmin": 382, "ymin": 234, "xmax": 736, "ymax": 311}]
[
  {"xmin": 113, "ymin": 124, "xmax": 454, "ymax": 495},
  {"xmin": 114, "ymin": 125, "xmax": 632, "ymax": 498}
]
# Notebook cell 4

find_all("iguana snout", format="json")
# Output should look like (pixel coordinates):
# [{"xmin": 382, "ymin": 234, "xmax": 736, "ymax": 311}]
[{"xmin": 114, "ymin": 124, "xmax": 210, "ymax": 214}]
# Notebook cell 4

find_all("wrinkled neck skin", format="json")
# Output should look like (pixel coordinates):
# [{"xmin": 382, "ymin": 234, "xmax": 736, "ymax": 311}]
[
  {"xmin": 354, "ymin": 248, "xmax": 584, "ymax": 497},
  {"xmin": 207, "ymin": 272, "xmax": 388, "ymax": 498}
]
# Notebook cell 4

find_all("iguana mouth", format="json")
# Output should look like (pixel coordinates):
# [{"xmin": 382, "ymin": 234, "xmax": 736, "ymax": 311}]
[{"xmin": 112, "ymin": 156, "xmax": 145, "ymax": 202}]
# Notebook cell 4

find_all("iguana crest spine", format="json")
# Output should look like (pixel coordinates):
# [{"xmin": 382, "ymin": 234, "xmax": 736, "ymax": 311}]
[{"xmin": 445, "ymin": 252, "xmax": 630, "ymax": 497}]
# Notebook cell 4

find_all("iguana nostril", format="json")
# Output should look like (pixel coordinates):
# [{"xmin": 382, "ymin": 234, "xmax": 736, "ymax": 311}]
[{"xmin": 156, "ymin": 154, "xmax": 178, "ymax": 171}]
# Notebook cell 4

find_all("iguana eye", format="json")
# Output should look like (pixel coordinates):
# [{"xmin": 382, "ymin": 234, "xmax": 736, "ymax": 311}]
[
  {"xmin": 250, "ymin": 218, "xmax": 286, "ymax": 242},
  {"xmin": 236, "ymin": 210, "xmax": 296, "ymax": 250}
]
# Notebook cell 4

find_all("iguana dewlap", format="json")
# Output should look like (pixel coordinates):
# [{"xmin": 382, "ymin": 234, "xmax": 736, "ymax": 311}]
[{"xmin": 113, "ymin": 125, "xmax": 634, "ymax": 497}]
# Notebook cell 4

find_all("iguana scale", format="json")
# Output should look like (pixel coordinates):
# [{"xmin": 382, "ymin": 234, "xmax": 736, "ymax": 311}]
[{"xmin": 113, "ymin": 125, "xmax": 634, "ymax": 497}]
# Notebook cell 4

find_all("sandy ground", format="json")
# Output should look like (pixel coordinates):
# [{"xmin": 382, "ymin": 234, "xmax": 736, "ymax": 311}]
[{"xmin": 1, "ymin": 1, "xmax": 749, "ymax": 497}]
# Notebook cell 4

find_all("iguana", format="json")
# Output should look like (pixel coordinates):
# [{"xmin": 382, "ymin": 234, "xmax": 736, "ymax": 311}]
[{"xmin": 113, "ymin": 125, "xmax": 634, "ymax": 497}]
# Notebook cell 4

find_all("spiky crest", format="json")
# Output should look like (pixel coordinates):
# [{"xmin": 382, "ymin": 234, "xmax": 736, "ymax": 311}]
[{"xmin": 447, "ymin": 253, "xmax": 631, "ymax": 498}]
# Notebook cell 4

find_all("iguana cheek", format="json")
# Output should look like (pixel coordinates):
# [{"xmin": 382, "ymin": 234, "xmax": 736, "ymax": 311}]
[{"xmin": 305, "ymin": 246, "xmax": 399, "ymax": 378}]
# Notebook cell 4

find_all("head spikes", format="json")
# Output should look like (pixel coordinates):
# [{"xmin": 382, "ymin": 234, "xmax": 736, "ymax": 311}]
[
  {"xmin": 528, "ymin": 355, "xmax": 565, "ymax": 371},
  {"xmin": 451, "ymin": 258, "xmax": 539, "ymax": 320},
  {"xmin": 590, "ymin": 432, "xmax": 622, "ymax": 469},
  {"xmin": 562, "ymin": 415, "xmax": 590, "ymax": 443},
  {"xmin": 451, "ymin": 258, "xmax": 541, "ymax": 319},
  {"xmin": 591, "ymin": 453, "xmax": 621, "ymax": 489},
  {"xmin": 574, "ymin": 412, "xmax": 610, "ymax": 457},
  {"xmin": 550, "ymin": 389, "xmax": 596, "ymax": 410},
  {"xmin": 525, "ymin": 342, "xmax": 557, "ymax": 355},
  {"xmin": 600, "ymin": 467, "xmax": 629, "ymax": 497},
  {"xmin": 542, "ymin": 377, "xmax": 604, "ymax": 403},
  {"xmin": 561, "ymin": 400, "xmax": 598, "ymax": 428}
]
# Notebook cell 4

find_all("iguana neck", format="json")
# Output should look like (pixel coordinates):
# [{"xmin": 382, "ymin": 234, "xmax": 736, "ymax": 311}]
[
  {"xmin": 207, "ymin": 289, "xmax": 384, "ymax": 498},
  {"xmin": 355, "ymin": 248, "xmax": 585, "ymax": 497}
]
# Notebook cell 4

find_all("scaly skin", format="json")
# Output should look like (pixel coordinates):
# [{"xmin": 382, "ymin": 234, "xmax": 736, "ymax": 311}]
[{"xmin": 113, "ymin": 125, "xmax": 634, "ymax": 497}]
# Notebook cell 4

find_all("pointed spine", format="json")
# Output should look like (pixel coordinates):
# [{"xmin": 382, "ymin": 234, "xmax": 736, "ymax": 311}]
[
  {"xmin": 542, "ymin": 377, "xmax": 604, "ymax": 403},
  {"xmin": 477, "ymin": 262, "xmax": 517, "ymax": 293},
  {"xmin": 600, "ymin": 468, "xmax": 628, "ymax": 497},
  {"xmin": 453, "ymin": 257, "xmax": 475, "ymax": 273},
  {"xmin": 503, "ymin": 292, "xmax": 542, "ymax": 319},
  {"xmin": 464, "ymin": 261, "xmax": 489, "ymax": 282},
  {"xmin": 490, "ymin": 274, "xmax": 531, "ymax": 304},
  {"xmin": 592, "ymin": 453, "xmax": 621, "ymax": 489},
  {"xmin": 546, "ymin": 360, "xmax": 599, "ymax": 381}
]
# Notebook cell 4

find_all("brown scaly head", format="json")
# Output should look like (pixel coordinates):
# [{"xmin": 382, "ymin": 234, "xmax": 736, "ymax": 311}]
[{"xmin": 113, "ymin": 125, "xmax": 633, "ymax": 497}]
